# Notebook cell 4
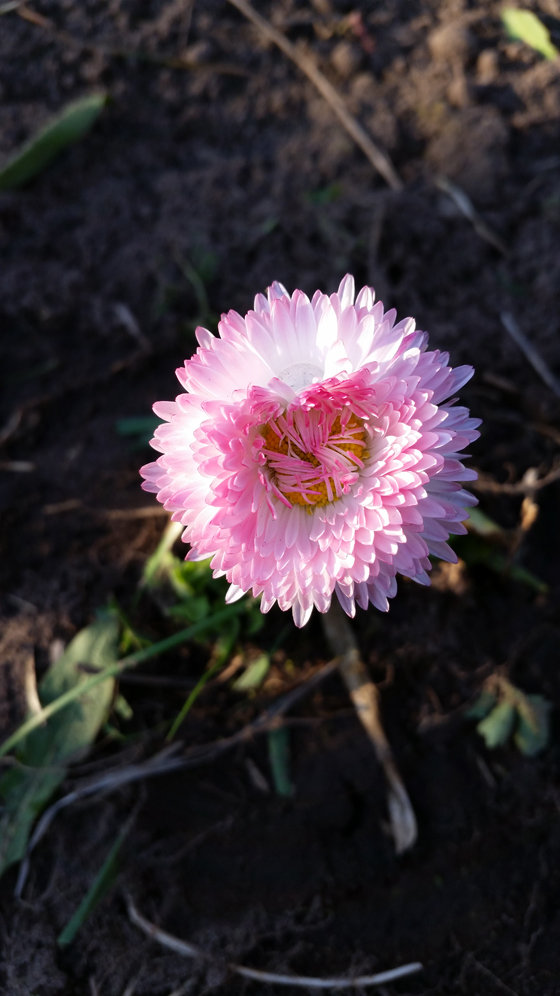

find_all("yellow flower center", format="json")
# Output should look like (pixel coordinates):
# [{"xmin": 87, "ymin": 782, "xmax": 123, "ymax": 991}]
[{"xmin": 261, "ymin": 412, "xmax": 368, "ymax": 507}]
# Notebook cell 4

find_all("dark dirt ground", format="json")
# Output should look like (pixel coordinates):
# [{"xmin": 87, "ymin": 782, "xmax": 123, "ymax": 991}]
[{"xmin": 2, "ymin": 0, "xmax": 560, "ymax": 993}]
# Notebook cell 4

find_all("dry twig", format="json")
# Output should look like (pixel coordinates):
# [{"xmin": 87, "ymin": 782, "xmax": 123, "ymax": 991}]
[
  {"xmin": 463, "ymin": 954, "xmax": 519, "ymax": 996},
  {"xmin": 126, "ymin": 893, "xmax": 422, "ymax": 989},
  {"xmin": 226, "ymin": 0, "xmax": 402, "ymax": 191},
  {"xmin": 0, "ymin": 460, "xmax": 35, "ymax": 472},
  {"xmin": 472, "ymin": 462, "xmax": 560, "ymax": 496},
  {"xmin": 435, "ymin": 175, "xmax": 508, "ymax": 255},
  {"xmin": 322, "ymin": 600, "xmax": 417, "ymax": 853},
  {"xmin": 501, "ymin": 311, "xmax": 560, "ymax": 400}
]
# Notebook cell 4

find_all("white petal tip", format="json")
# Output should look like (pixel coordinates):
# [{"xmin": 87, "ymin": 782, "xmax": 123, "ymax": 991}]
[{"xmin": 225, "ymin": 583, "xmax": 247, "ymax": 604}]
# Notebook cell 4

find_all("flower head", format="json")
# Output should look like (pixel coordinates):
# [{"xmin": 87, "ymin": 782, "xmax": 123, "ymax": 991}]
[{"xmin": 141, "ymin": 276, "xmax": 480, "ymax": 627}]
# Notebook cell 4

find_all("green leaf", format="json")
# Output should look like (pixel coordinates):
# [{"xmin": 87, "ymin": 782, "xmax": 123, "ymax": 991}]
[
  {"xmin": 0, "ymin": 765, "xmax": 65, "ymax": 875},
  {"xmin": 0, "ymin": 612, "xmax": 120, "ymax": 878},
  {"xmin": 466, "ymin": 507, "xmax": 505, "ymax": 539},
  {"xmin": 245, "ymin": 604, "xmax": 266, "ymax": 636},
  {"xmin": 465, "ymin": 688, "xmax": 497, "ymax": 720},
  {"xmin": 115, "ymin": 416, "xmax": 162, "ymax": 437},
  {"xmin": 115, "ymin": 416, "xmax": 163, "ymax": 451},
  {"xmin": 506, "ymin": 561, "xmax": 549, "ymax": 595},
  {"xmin": 141, "ymin": 521, "xmax": 184, "ymax": 589},
  {"xmin": 0, "ymin": 603, "xmax": 251, "ymax": 760},
  {"xmin": 0, "ymin": 93, "xmax": 107, "ymax": 190},
  {"xmin": 502, "ymin": 9, "xmax": 559, "ymax": 60},
  {"xmin": 57, "ymin": 814, "xmax": 133, "ymax": 947},
  {"xmin": 22, "ymin": 610, "xmax": 120, "ymax": 767},
  {"xmin": 168, "ymin": 595, "xmax": 211, "ymax": 623},
  {"xmin": 267, "ymin": 726, "xmax": 294, "ymax": 797},
  {"xmin": 456, "ymin": 536, "xmax": 548, "ymax": 593},
  {"xmin": 232, "ymin": 654, "xmax": 270, "ymax": 691},
  {"xmin": 514, "ymin": 693, "xmax": 551, "ymax": 756},
  {"xmin": 476, "ymin": 700, "xmax": 516, "ymax": 749}
]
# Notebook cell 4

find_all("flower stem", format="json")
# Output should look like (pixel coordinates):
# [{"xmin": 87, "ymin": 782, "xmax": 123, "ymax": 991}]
[{"xmin": 321, "ymin": 599, "xmax": 417, "ymax": 854}]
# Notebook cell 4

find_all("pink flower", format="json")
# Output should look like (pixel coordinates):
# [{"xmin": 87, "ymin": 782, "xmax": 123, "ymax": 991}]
[{"xmin": 141, "ymin": 276, "xmax": 479, "ymax": 627}]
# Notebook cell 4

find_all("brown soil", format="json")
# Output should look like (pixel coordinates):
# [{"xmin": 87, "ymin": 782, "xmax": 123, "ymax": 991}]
[{"xmin": 1, "ymin": 0, "xmax": 560, "ymax": 993}]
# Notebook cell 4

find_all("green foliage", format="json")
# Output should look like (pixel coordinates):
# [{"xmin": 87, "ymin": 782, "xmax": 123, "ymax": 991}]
[
  {"xmin": 144, "ymin": 527, "xmax": 264, "ymax": 637},
  {"xmin": 502, "ymin": 9, "xmax": 558, "ymax": 60},
  {"xmin": 115, "ymin": 416, "xmax": 163, "ymax": 450},
  {"xmin": 307, "ymin": 183, "xmax": 343, "ymax": 205},
  {"xmin": 514, "ymin": 694, "xmax": 551, "ymax": 756},
  {"xmin": 113, "ymin": 694, "xmax": 134, "ymax": 722},
  {"xmin": 190, "ymin": 247, "xmax": 219, "ymax": 285},
  {"xmin": 454, "ymin": 534, "xmax": 548, "ymax": 594},
  {"xmin": 469, "ymin": 675, "xmax": 551, "ymax": 756},
  {"xmin": 58, "ymin": 813, "xmax": 134, "ymax": 947},
  {"xmin": 477, "ymin": 700, "xmax": 516, "ymax": 749},
  {"xmin": 0, "ymin": 611, "xmax": 120, "ymax": 877},
  {"xmin": 267, "ymin": 727, "xmax": 294, "ymax": 797},
  {"xmin": 175, "ymin": 252, "xmax": 219, "ymax": 333},
  {"xmin": 24, "ymin": 611, "xmax": 120, "ymax": 767},
  {"xmin": 466, "ymin": 507, "xmax": 505, "ymax": 540},
  {"xmin": 0, "ymin": 604, "xmax": 250, "ymax": 761},
  {"xmin": 465, "ymin": 688, "xmax": 498, "ymax": 720},
  {"xmin": 232, "ymin": 654, "xmax": 270, "ymax": 691},
  {"xmin": 0, "ymin": 93, "xmax": 107, "ymax": 190},
  {"xmin": 0, "ymin": 765, "xmax": 66, "ymax": 877},
  {"xmin": 166, "ymin": 617, "xmax": 240, "ymax": 740}
]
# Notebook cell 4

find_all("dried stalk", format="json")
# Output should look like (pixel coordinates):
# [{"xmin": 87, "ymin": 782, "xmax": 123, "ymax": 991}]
[
  {"xmin": 501, "ymin": 311, "xmax": 560, "ymax": 400},
  {"xmin": 435, "ymin": 175, "xmax": 508, "ymax": 255},
  {"xmin": 126, "ymin": 893, "xmax": 422, "ymax": 989},
  {"xmin": 472, "ymin": 462, "xmax": 560, "ymax": 496},
  {"xmin": 322, "ymin": 599, "xmax": 417, "ymax": 854},
  {"xmin": 226, "ymin": 0, "xmax": 403, "ymax": 191}
]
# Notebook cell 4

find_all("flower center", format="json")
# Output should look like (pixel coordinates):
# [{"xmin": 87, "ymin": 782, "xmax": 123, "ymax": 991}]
[{"xmin": 260, "ymin": 409, "xmax": 368, "ymax": 508}]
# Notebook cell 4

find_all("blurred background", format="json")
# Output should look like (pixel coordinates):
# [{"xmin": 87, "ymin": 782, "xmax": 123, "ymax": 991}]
[{"xmin": 1, "ymin": 1, "xmax": 560, "ymax": 994}]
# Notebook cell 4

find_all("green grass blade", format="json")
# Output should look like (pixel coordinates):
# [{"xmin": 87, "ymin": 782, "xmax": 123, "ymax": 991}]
[
  {"xmin": 166, "ymin": 619, "xmax": 240, "ymax": 740},
  {"xmin": 502, "ymin": 9, "xmax": 558, "ymax": 60},
  {"xmin": 57, "ymin": 813, "xmax": 134, "ymax": 947},
  {"xmin": 267, "ymin": 727, "xmax": 294, "ymax": 797},
  {"xmin": 0, "ymin": 93, "xmax": 107, "ymax": 190},
  {"xmin": 0, "ymin": 602, "xmax": 251, "ymax": 759}
]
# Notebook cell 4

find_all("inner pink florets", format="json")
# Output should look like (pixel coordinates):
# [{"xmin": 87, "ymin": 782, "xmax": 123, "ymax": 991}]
[
  {"xmin": 256, "ymin": 396, "xmax": 371, "ymax": 508},
  {"xmin": 141, "ymin": 275, "xmax": 480, "ymax": 628}
]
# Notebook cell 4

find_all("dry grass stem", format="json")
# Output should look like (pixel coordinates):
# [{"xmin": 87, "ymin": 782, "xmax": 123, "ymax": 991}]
[
  {"xmin": 435, "ymin": 175, "xmax": 508, "ymax": 254},
  {"xmin": 473, "ymin": 462, "xmax": 560, "ymax": 496},
  {"xmin": 126, "ymin": 893, "xmax": 423, "ymax": 989},
  {"xmin": 0, "ymin": 459, "xmax": 35, "ymax": 472},
  {"xmin": 226, "ymin": 0, "xmax": 403, "ymax": 191},
  {"xmin": 501, "ymin": 311, "xmax": 560, "ymax": 400},
  {"xmin": 321, "ymin": 600, "xmax": 417, "ymax": 854}
]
